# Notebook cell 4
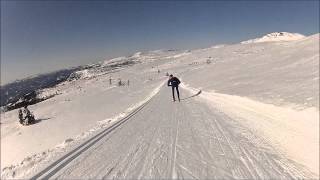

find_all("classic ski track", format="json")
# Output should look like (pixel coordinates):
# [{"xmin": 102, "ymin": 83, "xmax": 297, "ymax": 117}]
[
  {"xmin": 170, "ymin": 103, "xmax": 179, "ymax": 179},
  {"xmin": 30, "ymin": 88, "xmax": 160, "ymax": 180},
  {"xmin": 30, "ymin": 87, "xmax": 315, "ymax": 179}
]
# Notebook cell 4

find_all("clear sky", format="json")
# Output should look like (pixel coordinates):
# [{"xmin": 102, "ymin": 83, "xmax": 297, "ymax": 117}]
[{"xmin": 1, "ymin": 0, "xmax": 319, "ymax": 85}]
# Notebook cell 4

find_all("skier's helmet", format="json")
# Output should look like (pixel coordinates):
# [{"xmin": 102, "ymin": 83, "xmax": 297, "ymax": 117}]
[{"xmin": 169, "ymin": 74, "xmax": 173, "ymax": 77}]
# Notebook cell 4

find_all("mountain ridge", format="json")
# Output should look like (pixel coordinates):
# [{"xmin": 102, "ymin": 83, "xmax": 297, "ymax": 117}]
[{"xmin": 241, "ymin": 32, "xmax": 306, "ymax": 44}]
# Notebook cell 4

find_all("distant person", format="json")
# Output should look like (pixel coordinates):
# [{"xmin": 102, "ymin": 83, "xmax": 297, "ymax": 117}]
[
  {"xmin": 19, "ymin": 105, "xmax": 35, "ymax": 125},
  {"xmin": 167, "ymin": 74, "xmax": 181, "ymax": 102},
  {"xmin": 118, "ymin": 79, "xmax": 122, "ymax": 86},
  {"xmin": 23, "ymin": 105, "xmax": 31, "ymax": 118},
  {"xmin": 18, "ymin": 109, "xmax": 24, "ymax": 124}
]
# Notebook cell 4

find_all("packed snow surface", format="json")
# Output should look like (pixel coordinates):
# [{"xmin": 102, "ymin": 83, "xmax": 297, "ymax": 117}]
[{"xmin": 1, "ymin": 33, "xmax": 319, "ymax": 179}]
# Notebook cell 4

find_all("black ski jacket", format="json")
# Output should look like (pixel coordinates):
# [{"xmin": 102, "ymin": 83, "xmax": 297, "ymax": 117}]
[{"xmin": 168, "ymin": 77, "xmax": 181, "ymax": 87}]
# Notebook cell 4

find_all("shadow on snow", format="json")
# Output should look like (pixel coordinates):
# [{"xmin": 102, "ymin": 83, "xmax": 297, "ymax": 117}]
[{"xmin": 181, "ymin": 90, "xmax": 202, "ymax": 101}]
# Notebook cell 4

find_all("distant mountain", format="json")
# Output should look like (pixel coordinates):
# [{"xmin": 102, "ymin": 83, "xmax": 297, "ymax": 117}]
[
  {"xmin": 241, "ymin": 32, "xmax": 306, "ymax": 44},
  {"xmin": 0, "ymin": 67, "xmax": 83, "ymax": 111}
]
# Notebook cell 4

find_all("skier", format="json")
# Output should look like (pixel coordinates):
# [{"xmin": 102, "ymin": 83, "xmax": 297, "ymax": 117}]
[{"xmin": 167, "ymin": 74, "xmax": 181, "ymax": 102}]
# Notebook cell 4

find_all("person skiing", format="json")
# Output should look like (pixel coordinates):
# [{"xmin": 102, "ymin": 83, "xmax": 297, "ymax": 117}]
[{"xmin": 167, "ymin": 74, "xmax": 181, "ymax": 102}]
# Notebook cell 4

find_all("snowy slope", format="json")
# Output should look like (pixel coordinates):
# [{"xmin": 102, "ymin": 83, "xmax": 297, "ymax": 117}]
[
  {"xmin": 182, "ymin": 33, "xmax": 319, "ymax": 108},
  {"xmin": 1, "ymin": 33, "xmax": 319, "ymax": 179}
]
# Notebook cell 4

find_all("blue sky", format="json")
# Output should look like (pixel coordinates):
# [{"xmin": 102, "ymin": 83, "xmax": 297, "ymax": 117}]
[{"xmin": 1, "ymin": 1, "xmax": 319, "ymax": 84}]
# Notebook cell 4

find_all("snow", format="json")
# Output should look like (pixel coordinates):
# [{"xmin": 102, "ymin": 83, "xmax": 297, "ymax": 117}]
[
  {"xmin": 210, "ymin": 44, "xmax": 226, "ymax": 49},
  {"xmin": 1, "ymin": 32, "xmax": 319, "ymax": 179},
  {"xmin": 181, "ymin": 33, "xmax": 319, "ymax": 108},
  {"xmin": 181, "ymin": 83, "xmax": 319, "ymax": 175},
  {"xmin": 172, "ymin": 52, "xmax": 191, "ymax": 58},
  {"xmin": 241, "ymin": 32, "xmax": 306, "ymax": 44},
  {"xmin": 26, "ymin": 88, "xmax": 317, "ymax": 179},
  {"xmin": 103, "ymin": 56, "xmax": 127, "ymax": 65},
  {"xmin": 1, "ymin": 65, "xmax": 167, "ymax": 178}
]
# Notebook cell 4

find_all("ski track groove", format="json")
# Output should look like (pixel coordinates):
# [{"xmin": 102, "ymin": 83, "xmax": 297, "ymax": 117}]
[
  {"xmin": 170, "ymin": 103, "xmax": 179, "ymax": 179},
  {"xmin": 136, "ymin": 119, "xmax": 161, "ymax": 179},
  {"xmin": 194, "ymin": 104, "xmax": 234, "ymax": 177}
]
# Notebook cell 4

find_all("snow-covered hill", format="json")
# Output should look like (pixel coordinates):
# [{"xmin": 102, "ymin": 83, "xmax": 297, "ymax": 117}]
[
  {"xmin": 1, "ymin": 33, "xmax": 319, "ymax": 179},
  {"xmin": 241, "ymin": 32, "xmax": 306, "ymax": 44}
]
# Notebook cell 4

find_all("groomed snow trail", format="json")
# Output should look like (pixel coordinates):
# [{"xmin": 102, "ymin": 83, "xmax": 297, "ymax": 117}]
[{"xmin": 32, "ymin": 87, "xmax": 314, "ymax": 179}]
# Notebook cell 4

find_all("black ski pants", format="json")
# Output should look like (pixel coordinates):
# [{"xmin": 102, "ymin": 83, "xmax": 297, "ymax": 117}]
[{"xmin": 171, "ymin": 86, "xmax": 180, "ymax": 101}]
